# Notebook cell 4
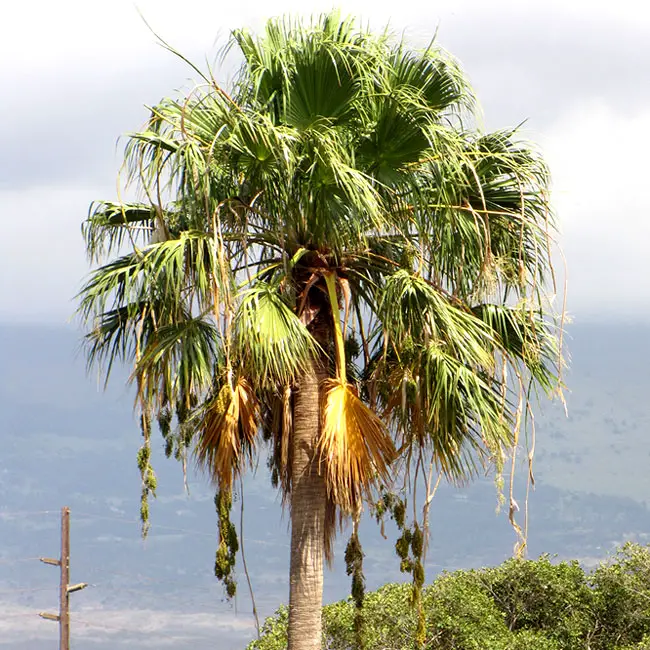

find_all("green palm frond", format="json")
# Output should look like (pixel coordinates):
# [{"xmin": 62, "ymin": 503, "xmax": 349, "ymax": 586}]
[
  {"xmin": 77, "ymin": 11, "xmax": 563, "ymax": 560},
  {"xmin": 83, "ymin": 201, "xmax": 157, "ymax": 263},
  {"xmin": 384, "ymin": 39, "xmax": 474, "ymax": 115},
  {"xmin": 378, "ymin": 336, "xmax": 510, "ymax": 481},
  {"xmin": 379, "ymin": 270, "xmax": 495, "ymax": 370},
  {"xmin": 232, "ymin": 11, "xmax": 369, "ymax": 123},
  {"xmin": 282, "ymin": 38, "xmax": 362, "ymax": 129},
  {"xmin": 82, "ymin": 303, "xmax": 145, "ymax": 382},
  {"xmin": 233, "ymin": 281, "xmax": 319, "ymax": 390},
  {"xmin": 78, "ymin": 232, "xmax": 221, "ymax": 330},
  {"xmin": 420, "ymin": 341, "xmax": 511, "ymax": 479},
  {"xmin": 78, "ymin": 250, "xmax": 143, "ymax": 318},
  {"xmin": 133, "ymin": 316, "xmax": 219, "ymax": 408},
  {"xmin": 142, "ymin": 232, "xmax": 218, "ymax": 303},
  {"xmin": 473, "ymin": 303, "xmax": 561, "ymax": 394}
]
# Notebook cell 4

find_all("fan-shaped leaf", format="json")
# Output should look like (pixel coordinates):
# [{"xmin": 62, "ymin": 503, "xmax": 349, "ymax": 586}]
[{"xmin": 234, "ymin": 282, "xmax": 319, "ymax": 389}]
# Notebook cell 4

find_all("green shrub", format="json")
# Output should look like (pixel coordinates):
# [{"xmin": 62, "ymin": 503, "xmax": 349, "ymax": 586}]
[
  {"xmin": 424, "ymin": 570, "xmax": 511, "ymax": 649},
  {"xmin": 246, "ymin": 544, "xmax": 650, "ymax": 650},
  {"xmin": 617, "ymin": 635, "xmax": 650, "ymax": 650},
  {"xmin": 505, "ymin": 629, "xmax": 561, "ymax": 650},
  {"xmin": 591, "ymin": 543, "xmax": 650, "ymax": 649},
  {"xmin": 248, "ymin": 605, "xmax": 289, "ymax": 650},
  {"xmin": 477, "ymin": 555, "xmax": 593, "ymax": 648},
  {"xmin": 324, "ymin": 583, "xmax": 415, "ymax": 650}
]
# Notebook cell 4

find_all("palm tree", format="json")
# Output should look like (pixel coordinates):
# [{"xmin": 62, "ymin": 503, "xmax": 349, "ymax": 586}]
[{"xmin": 77, "ymin": 12, "xmax": 562, "ymax": 650}]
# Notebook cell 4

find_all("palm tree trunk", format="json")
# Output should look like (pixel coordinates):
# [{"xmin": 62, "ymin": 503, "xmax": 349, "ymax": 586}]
[{"xmin": 288, "ymin": 355, "xmax": 327, "ymax": 650}]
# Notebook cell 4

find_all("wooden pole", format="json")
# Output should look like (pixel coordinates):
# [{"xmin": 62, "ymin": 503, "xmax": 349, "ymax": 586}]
[
  {"xmin": 59, "ymin": 506, "xmax": 70, "ymax": 650},
  {"xmin": 39, "ymin": 507, "xmax": 86, "ymax": 648}
]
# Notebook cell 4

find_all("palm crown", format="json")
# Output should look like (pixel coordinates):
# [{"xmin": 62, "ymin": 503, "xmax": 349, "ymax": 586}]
[{"xmin": 78, "ymin": 12, "xmax": 562, "ymax": 648}]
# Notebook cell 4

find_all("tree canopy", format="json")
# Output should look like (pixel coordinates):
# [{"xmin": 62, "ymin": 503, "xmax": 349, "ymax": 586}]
[
  {"xmin": 77, "ymin": 11, "xmax": 563, "ymax": 648},
  {"xmin": 250, "ymin": 544, "xmax": 650, "ymax": 650}
]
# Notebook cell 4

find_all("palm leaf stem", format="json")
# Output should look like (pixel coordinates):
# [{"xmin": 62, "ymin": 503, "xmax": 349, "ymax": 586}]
[{"xmin": 324, "ymin": 271, "xmax": 347, "ymax": 383}]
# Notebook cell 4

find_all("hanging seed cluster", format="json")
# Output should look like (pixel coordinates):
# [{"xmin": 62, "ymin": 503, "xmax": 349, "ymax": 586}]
[
  {"xmin": 344, "ymin": 529, "xmax": 365, "ymax": 649},
  {"xmin": 375, "ymin": 491, "xmax": 426, "ymax": 648},
  {"xmin": 214, "ymin": 489, "xmax": 239, "ymax": 598},
  {"xmin": 136, "ymin": 412, "xmax": 157, "ymax": 537},
  {"xmin": 397, "ymin": 524, "xmax": 426, "ymax": 648}
]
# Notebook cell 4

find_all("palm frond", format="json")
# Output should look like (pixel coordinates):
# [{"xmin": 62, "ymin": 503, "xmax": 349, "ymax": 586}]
[
  {"xmin": 320, "ymin": 272, "xmax": 395, "ymax": 512},
  {"xmin": 421, "ymin": 342, "xmax": 511, "ymax": 478},
  {"xmin": 264, "ymin": 385, "xmax": 294, "ymax": 498},
  {"xmin": 233, "ymin": 281, "xmax": 319, "ymax": 390},
  {"xmin": 379, "ymin": 269, "xmax": 495, "ymax": 370},
  {"xmin": 232, "ymin": 11, "xmax": 369, "ymax": 125},
  {"xmin": 319, "ymin": 378, "xmax": 395, "ymax": 513},
  {"xmin": 473, "ymin": 303, "xmax": 561, "ymax": 394},
  {"xmin": 195, "ymin": 377, "xmax": 260, "ymax": 490},
  {"xmin": 82, "ymin": 201, "xmax": 156, "ymax": 263},
  {"xmin": 384, "ymin": 39, "xmax": 475, "ymax": 115},
  {"xmin": 133, "ymin": 316, "xmax": 219, "ymax": 408}
]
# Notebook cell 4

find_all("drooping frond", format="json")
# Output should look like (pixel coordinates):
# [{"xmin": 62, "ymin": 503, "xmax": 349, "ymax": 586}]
[
  {"xmin": 319, "ymin": 272, "xmax": 396, "ymax": 512},
  {"xmin": 264, "ymin": 385, "xmax": 294, "ymax": 497},
  {"xmin": 319, "ymin": 378, "xmax": 395, "ymax": 513},
  {"xmin": 473, "ymin": 302, "xmax": 561, "ymax": 394},
  {"xmin": 133, "ymin": 316, "xmax": 219, "ymax": 408},
  {"xmin": 83, "ymin": 201, "xmax": 157, "ymax": 263},
  {"xmin": 420, "ymin": 342, "xmax": 511, "ymax": 478},
  {"xmin": 375, "ymin": 270, "xmax": 517, "ymax": 479},
  {"xmin": 379, "ymin": 270, "xmax": 495, "ymax": 370},
  {"xmin": 195, "ymin": 376, "xmax": 260, "ymax": 491},
  {"xmin": 78, "ymin": 231, "xmax": 219, "ymax": 322}
]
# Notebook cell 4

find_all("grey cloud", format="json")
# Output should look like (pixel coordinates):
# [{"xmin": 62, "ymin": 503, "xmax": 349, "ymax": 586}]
[
  {"xmin": 4, "ymin": 7, "xmax": 649, "ymax": 191},
  {"xmin": 0, "ymin": 61, "xmax": 192, "ymax": 191},
  {"xmin": 435, "ymin": 8, "xmax": 650, "ymax": 129}
]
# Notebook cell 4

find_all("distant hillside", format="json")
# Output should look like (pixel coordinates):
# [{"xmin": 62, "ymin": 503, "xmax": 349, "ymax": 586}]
[{"xmin": 0, "ymin": 322, "xmax": 648, "ymax": 649}]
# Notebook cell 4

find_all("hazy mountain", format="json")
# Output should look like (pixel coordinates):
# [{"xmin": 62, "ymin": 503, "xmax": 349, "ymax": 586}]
[{"xmin": 1, "ymin": 322, "xmax": 648, "ymax": 649}]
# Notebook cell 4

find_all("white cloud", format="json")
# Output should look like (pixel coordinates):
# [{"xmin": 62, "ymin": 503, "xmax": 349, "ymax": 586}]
[
  {"xmin": 0, "ymin": 185, "xmax": 99, "ymax": 323},
  {"xmin": 540, "ymin": 102, "xmax": 650, "ymax": 320},
  {"xmin": 0, "ymin": 601, "xmax": 255, "ymax": 646},
  {"xmin": 2, "ymin": 0, "xmax": 650, "ymax": 322}
]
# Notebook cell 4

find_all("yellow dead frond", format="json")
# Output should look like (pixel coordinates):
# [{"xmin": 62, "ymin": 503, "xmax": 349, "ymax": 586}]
[
  {"xmin": 280, "ymin": 384, "xmax": 292, "ymax": 492},
  {"xmin": 196, "ymin": 377, "xmax": 259, "ymax": 490},
  {"xmin": 319, "ymin": 378, "xmax": 395, "ymax": 514}
]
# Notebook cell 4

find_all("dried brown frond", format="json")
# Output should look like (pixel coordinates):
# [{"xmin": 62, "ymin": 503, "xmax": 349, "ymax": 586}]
[
  {"xmin": 319, "ymin": 379, "xmax": 396, "ymax": 514},
  {"xmin": 196, "ymin": 376, "xmax": 259, "ymax": 490},
  {"xmin": 267, "ymin": 385, "xmax": 294, "ymax": 502},
  {"xmin": 324, "ymin": 494, "xmax": 339, "ymax": 567},
  {"xmin": 280, "ymin": 385, "xmax": 293, "ymax": 495}
]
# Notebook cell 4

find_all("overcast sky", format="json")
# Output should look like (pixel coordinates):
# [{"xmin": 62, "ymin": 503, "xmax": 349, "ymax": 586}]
[{"xmin": 1, "ymin": 0, "xmax": 649, "ymax": 323}]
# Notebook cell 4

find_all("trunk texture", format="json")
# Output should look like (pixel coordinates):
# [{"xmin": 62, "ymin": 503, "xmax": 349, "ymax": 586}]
[{"xmin": 288, "ymin": 356, "xmax": 327, "ymax": 650}]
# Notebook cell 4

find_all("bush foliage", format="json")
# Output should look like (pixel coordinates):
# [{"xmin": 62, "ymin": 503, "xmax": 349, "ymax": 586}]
[{"xmin": 247, "ymin": 543, "xmax": 650, "ymax": 650}]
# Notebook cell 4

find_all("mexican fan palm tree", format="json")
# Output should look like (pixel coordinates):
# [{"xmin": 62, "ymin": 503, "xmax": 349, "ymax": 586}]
[{"xmin": 77, "ymin": 12, "xmax": 562, "ymax": 650}]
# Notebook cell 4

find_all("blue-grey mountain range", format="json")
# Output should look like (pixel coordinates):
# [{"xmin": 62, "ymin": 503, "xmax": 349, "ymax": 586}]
[{"xmin": 1, "ymin": 323, "xmax": 649, "ymax": 648}]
